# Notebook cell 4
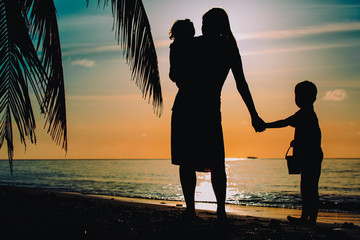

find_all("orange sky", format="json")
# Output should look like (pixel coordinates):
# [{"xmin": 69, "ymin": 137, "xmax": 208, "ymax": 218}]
[{"xmin": 1, "ymin": 0, "xmax": 359, "ymax": 160}]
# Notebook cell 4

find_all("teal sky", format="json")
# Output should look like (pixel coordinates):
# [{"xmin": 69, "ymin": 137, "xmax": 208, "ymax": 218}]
[{"xmin": 1, "ymin": 0, "xmax": 360, "ymax": 159}]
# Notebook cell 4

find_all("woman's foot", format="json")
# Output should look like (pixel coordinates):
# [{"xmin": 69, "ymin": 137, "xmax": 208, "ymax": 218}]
[
  {"xmin": 287, "ymin": 215, "xmax": 307, "ymax": 225},
  {"xmin": 182, "ymin": 209, "xmax": 196, "ymax": 221},
  {"xmin": 308, "ymin": 219, "xmax": 317, "ymax": 227},
  {"xmin": 217, "ymin": 210, "xmax": 227, "ymax": 222}
]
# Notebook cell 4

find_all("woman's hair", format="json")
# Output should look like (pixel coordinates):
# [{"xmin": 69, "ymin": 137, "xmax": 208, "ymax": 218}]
[
  {"xmin": 169, "ymin": 19, "xmax": 195, "ymax": 40},
  {"xmin": 202, "ymin": 8, "xmax": 236, "ymax": 43}
]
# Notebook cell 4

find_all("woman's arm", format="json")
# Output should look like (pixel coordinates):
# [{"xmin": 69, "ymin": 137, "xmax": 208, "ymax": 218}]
[{"xmin": 231, "ymin": 44, "xmax": 265, "ymax": 132}]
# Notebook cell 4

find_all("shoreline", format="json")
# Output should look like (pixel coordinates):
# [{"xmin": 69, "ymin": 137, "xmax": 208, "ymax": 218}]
[
  {"xmin": 1, "ymin": 186, "xmax": 359, "ymax": 240},
  {"xmin": 1, "ymin": 158, "xmax": 359, "ymax": 160},
  {"xmin": 62, "ymin": 191, "xmax": 360, "ymax": 225},
  {"xmin": 3, "ymin": 185, "xmax": 360, "ymax": 225}
]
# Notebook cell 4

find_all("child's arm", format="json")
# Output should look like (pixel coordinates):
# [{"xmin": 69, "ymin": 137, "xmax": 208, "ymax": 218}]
[{"xmin": 265, "ymin": 117, "xmax": 291, "ymax": 129}]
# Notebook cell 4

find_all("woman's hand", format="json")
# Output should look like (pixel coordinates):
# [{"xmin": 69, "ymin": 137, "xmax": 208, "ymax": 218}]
[{"xmin": 252, "ymin": 115, "xmax": 266, "ymax": 133}]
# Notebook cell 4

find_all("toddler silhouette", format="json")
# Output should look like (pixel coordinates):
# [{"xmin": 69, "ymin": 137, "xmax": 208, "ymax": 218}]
[
  {"xmin": 265, "ymin": 81, "xmax": 323, "ymax": 225},
  {"xmin": 169, "ymin": 19, "xmax": 195, "ymax": 87}
]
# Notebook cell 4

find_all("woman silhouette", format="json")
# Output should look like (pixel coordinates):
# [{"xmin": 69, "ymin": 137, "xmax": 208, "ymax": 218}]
[{"xmin": 170, "ymin": 8, "xmax": 265, "ymax": 220}]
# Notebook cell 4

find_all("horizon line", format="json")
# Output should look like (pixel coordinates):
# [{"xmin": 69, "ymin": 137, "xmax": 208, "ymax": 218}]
[{"xmin": 1, "ymin": 157, "xmax": 359, "ymax": 161}]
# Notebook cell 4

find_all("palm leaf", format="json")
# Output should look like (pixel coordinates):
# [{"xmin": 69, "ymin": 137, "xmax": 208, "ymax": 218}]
[
  {"xmin": 0, "ymin": 0, "xmax": 47, "ymax": 174},
  {"xmin": 90, "ymin": 0, "xmax": 163, "ymax": 116},
  {"xmin": 24, "ymin": 0, "xmax": 67, "ymax": 151}
]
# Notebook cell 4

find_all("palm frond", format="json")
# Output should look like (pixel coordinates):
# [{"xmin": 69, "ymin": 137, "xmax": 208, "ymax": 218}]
[
  {"xmin": 90, "ymin": 0, "xmax": 163, "ymax": 116},
  {"xmin": 0, "ymin": 0, "xmax": 48, "ymax": 174},
  {"xmin": 24, "ymin": 0, "xmax": 67, "ymax": 151}
]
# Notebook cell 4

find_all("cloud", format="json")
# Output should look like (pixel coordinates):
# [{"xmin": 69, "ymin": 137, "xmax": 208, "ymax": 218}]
[
  {"xmin": 63, "ymin": 44, "xmax": 122, "ymax": 57},
  {"xmin": 71, "ymin": 59, "xmax": 96, "ymax": 67},
  {"xmin": 59, "ymin": 15, "xmax": 112, "ymax": 30},
  {"xmin": 236, "ymin": 22, "xmax": 360, "ymax": 40},
  {"xmin": 242, "ymin": 42, "xmax": 359, "ymax": 56},
  {"xmin": 155, "ymin": 21, "xmax": 360, "ymax": 51},
  {"xmin": 154, "ymin": 39, "xmax": 171, "ymax": 48},
  {"xmin": 323, "ymin": 89, "xmax": 348, "ymax": 101},
  {"xmin": 67, "ymin": 94, "xmax": 140, "ymax": 102}
]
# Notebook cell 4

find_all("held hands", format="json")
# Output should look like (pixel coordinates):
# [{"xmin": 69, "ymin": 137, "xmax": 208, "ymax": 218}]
[{"xmin": 252, "ymin": 115, "xmax": 266, "ymax": 133}]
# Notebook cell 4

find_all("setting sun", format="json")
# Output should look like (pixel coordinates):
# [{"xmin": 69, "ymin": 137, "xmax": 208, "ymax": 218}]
[{"xmin": 1, "ymin": 0, "xmax": 359, "ymax": 160}]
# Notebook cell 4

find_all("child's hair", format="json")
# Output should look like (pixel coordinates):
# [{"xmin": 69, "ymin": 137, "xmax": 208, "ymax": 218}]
[
  {"xmin": 295, "ymin": 80, "xmax": 317, "ymax": 106},
  {"xmin": 169, "ymin": 19, "xmax": 195, "ymax": 40}
]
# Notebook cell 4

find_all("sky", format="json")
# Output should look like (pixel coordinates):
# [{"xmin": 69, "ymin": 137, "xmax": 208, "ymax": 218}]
[{"xmin": 1, "ymin": 0, "xmax": 360, "ymax": 159}]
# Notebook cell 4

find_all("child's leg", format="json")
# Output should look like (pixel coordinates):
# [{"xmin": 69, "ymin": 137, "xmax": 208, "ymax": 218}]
[
  {"xmin": 301, "ymin": 161, "xmax": 322, "ymax": 224},
  {"xmin": 300, "ymin": 171, "xmax": 311, "ymax": 221},
  {"xmin": 308, "ymin": 163, "xmax": 322, "ymax": 224}
]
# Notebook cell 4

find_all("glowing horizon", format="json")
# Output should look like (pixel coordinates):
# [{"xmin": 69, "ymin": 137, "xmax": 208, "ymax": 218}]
[{"xmin": 1, "ymin": 0, "xmax": 359, "ymax": 160}]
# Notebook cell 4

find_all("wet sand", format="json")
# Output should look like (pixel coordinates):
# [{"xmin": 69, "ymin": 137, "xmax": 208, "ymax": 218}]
[
  {"xmin": 73, "ymin": 193, "xmax": 360, "ymax": 225},
  {"xmin": 0, "ymin": 186, "xmax": 359, "ymax": 240}
]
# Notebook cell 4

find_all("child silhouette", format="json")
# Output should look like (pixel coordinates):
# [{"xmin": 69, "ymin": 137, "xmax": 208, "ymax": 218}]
[
  {"xmin": 265, "ymin": 81, "xmax": 323, "ymax": 225},
  {"xmin": 169, "ymin": 19, "xmax": 195, "ymax": 87}
]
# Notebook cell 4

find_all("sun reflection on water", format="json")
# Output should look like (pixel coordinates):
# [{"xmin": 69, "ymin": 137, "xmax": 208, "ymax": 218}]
[
  {"xmin": 195, "ymin": 172, "xmax": 216, "ymax": 202},
  {"xmin": 194, "ymin": 163, "xmax": 234, "ymax": 203}
]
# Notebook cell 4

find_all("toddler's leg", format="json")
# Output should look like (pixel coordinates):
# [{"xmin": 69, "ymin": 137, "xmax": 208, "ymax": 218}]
[
  {"xmin": 301, "ymin": 162, "xmax": 321, "ymax": 225},
  {"xmin": 308, "ymin": 165, "xmax": 321, "ymax": 224}
]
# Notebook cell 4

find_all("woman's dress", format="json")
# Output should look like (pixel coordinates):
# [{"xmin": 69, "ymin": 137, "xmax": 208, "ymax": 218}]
[{"xmin": 170, "ymin": 36, "xmax": 240, "ymax": 172}]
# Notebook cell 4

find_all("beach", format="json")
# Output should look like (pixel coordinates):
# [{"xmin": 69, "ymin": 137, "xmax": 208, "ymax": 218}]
[
  {"xmin": 1, "ymin": 186, "xmax": 359, "ymax": 240},
  {"xmin": 1, "ymin": 159, "xmax": 359, "ymax": 214}
]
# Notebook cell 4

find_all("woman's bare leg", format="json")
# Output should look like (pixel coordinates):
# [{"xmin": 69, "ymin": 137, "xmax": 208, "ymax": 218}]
[
  {"xmin": 211, "ymin": 168, "xmax": 227, "ymax": 218},
  {"xmin": 179, "ymin": 166, "xmax": 196, "ymax": 215}
]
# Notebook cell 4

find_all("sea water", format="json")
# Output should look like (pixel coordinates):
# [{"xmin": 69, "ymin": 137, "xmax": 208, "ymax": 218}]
[{"xmin": 0, "ymin": 158, "xmax": 359, "ymax": 213}]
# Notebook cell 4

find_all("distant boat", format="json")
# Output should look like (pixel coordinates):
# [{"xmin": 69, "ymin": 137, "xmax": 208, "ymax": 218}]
[{"xmin": 247, "ymin": 156, "xmax": 258, "ymax": 159}]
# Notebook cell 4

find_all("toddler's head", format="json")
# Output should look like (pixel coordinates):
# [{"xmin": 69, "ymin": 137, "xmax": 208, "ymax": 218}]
[
  {"xmin": 295, "ymin": 81, "xmax": 317, "ymax": 108},
  {"xmin": 169, "ymin": 19, "xmax": 195, "ymax": 41}
]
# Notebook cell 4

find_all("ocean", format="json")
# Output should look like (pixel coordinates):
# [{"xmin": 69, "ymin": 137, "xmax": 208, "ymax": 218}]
[{"xmin": 0, "ymin": 158, "xmax": 359, "ymax": 214}]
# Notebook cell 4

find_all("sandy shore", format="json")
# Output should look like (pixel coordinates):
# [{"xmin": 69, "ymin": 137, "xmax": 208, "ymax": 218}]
[
  {"xmin": 0, "ymin": 186, "xmax": 359, "ymax": 240},
  {"xmin": 65, "ymin": 192, "xmax": 360, "ymax": 225}
]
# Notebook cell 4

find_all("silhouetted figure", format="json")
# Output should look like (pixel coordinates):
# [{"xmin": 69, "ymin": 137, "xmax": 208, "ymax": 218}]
[
  {"xmin": 169, "ymin": 8, "xmax": 265, "ymax": 221},
  {"xmin": 265, "ymin": 81, "xmax": 323, "ymax": 225},
  {"xmin": 169, "ymin": 19, "xmax": 195, "ymax": 89}
]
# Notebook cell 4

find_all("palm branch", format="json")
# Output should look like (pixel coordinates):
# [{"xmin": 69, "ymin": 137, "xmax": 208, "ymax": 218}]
[
  {"xmin": 0, "ymin": 0, "xmax": 162, "ymax": 174},
  {"xmin": 0, "ymin": 0, "xmax": 48, "ymax": 174},
  {"xmin": 92, "ymin": 0, "xmax": 163, "ymax": 115},
  {"xmin": 24, "ymin": 0, "xmax": 67, "ymax": 151}
]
